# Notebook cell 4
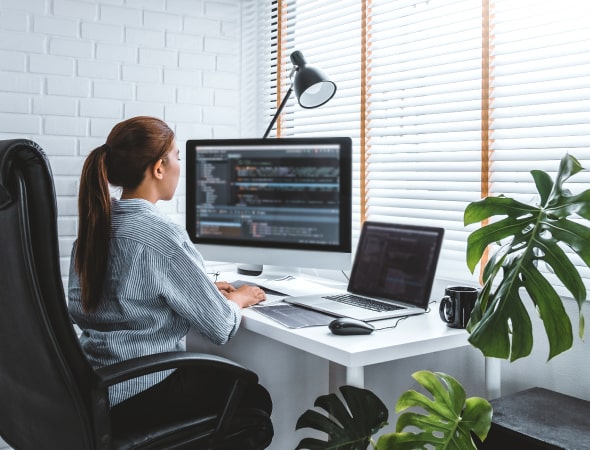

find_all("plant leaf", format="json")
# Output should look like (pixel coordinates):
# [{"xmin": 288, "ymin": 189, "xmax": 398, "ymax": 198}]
[
  {"xmin": 295, "ymin": 385, "xmax": 388, "ymax": 450},
  {"xmin": 531, "ymin": 169, "xmax": 554, "ymax": 205},
  {"xmin": 567, "ymin": 190, "xmax": 590, "ymax": 220},
  {"xmin": 466, "ymin": 215, "xmax": 533, "ymax": 272},
  {"xmin": 375, "ymin": 371, "xmax": 492, "ymax": 450},
  {"xmin": 522, "ymin": 262, "xmax": 573, "ymax": 359},
  {"xmin": 465, "ymin": 153, "xmax": 589, "ymax": 361},
  {"xmin": 468, "ymin": 273, "xmax": 533, "ymax": 360},
  {"xmin": 555, "ymin": 151, "xmax": 584, "ymax": 187},
  {"xmin": 464, "ymin": 196, "xmax": 537, "ymax": 226},
  {"xmin": 546, "ymin": 219, "xmax": 590, "ymax": 282}
]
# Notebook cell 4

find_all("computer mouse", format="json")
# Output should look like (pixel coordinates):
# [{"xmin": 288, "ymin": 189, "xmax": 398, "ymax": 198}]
[{"xmin": 329, "ymin": 317, "xmax": 375, "ymax": 335}]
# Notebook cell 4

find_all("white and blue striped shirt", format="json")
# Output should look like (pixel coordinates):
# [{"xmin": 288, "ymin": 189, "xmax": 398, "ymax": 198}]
[{"xmin": 68, "ymin": 198, "xmax": 241, "ymax": 406}]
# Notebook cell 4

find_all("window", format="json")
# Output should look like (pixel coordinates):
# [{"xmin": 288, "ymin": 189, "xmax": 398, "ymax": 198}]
[
  {"xmin": 255, "ymin": 0, "xmax": 590, "ymax": 286},
  {"xmin": 364, "ymin": 0, "xmax": 483, "ymax": 281},
  {"xmin": 488, "ymin": 0, "xmax": 590, "ymax": 290}
]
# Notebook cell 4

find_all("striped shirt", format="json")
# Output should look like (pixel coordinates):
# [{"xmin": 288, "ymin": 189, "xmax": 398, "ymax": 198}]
[{"xmin": 68, "ymin": 198, "xmax": 241, "ymax": 406}]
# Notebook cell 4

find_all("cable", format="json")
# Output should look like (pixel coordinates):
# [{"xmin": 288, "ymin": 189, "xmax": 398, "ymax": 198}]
[
  {"xmin": 373, "ymin": 300, "xmax": 438, "ymax": 331},
  {"xmin": 425, "ymin": 300, "xmax": 437, "ymax": 314},
  {"xmin": 373, "ymin": 315, "xmax": 410, "ymax": 331}
]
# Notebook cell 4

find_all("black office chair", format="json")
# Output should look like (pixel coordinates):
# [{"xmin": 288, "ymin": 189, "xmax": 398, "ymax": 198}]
[{"xmin": 0, "ymin": 139, "xmax": 273, "ymax": 450}]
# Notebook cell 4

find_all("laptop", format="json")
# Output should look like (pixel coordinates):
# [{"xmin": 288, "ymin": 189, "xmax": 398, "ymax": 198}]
[{"xmin": 284, "ymin": 221, "xmax": 444, "ymax": 321}]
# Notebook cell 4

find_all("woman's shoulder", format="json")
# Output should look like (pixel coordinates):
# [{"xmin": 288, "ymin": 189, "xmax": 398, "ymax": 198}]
[{"xmin": 111, "ymin": 198, "xmax": 189, "ymax": 254}]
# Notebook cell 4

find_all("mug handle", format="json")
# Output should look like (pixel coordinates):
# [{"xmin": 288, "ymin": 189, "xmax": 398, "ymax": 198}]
[{"xmin": 439, "ymin": 296, "xmax": 454, "ymax": 323}]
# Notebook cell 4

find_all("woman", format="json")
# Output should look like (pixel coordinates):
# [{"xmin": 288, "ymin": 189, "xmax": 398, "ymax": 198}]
[{"xmin": 68, "ymin": 116, "xmax": 271, "ymax": 429}]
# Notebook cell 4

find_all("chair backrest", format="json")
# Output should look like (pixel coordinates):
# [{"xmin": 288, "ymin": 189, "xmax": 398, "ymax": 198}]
[{"xmin": 0, "ymin": 140, "xmax": 103, "ymax": 449}]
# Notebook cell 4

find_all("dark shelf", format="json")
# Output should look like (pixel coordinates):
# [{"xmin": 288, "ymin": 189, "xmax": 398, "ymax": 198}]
[{"xmin": 478, "ymin": 387, "xmax": 590, "ymax": 450}]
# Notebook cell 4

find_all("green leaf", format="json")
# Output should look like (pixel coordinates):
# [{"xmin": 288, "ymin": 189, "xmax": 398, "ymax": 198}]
[
  {"xmin": 295, "ymin": 385, "xmax": 388, "ymax": 450},
  {"xmin": 466, "ymin": 216, "xmax": 534, "ymax": 272},
  {"xmin": 532, "ymin": 231, "xmax": 586, "ymax": 302},
  {"xmin": 547, "ymin": 189, "xmax": 590, "ymax": 220},
  {"xmin": 547, "ymin": 219, "xmax": 590, "ymax": 273},
  {"xmin": 555, "ymin": 153, "xmax": 584, "ymax": 188},
  {"xmin": 468, "ymin": 275, "xmax": 533, "ymax": 361},
  {"xmin": 464, "ymin": 196, "xmax": 537, "ymax": 226},
  {"xmin": 568, "ymin": 190, "xmax": 590, "ymax": 220},
  {"xmin": 376, "ymin": 371, "xmax": 492, "ymax": 450},
  {"xmin": 522, "ymin": 263, "xmax": 573, "ymax": 359},
  {"xmin": 464, "ymin": 153, "xmax": 589, "ymax": 361},
  {"xmin": 531, "ymin": 169, "xmax": 554, "ymax": 205}
]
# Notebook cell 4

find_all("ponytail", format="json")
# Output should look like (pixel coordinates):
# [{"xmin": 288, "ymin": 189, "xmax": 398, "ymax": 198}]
[
  {"xmin": 74, "ymin": 116, "xmax": 175, "ymax": 313},
  {"xmin": 75, "ymin": 144, "xmax": 111, "ymax": 313}
]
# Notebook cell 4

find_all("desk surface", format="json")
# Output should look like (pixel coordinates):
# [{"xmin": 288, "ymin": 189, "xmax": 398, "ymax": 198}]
[
  {"xmin": 242, "ymin": 306, "xmax": 469, "ymax": 368},
  {"xmin": 214, "ymin": 265, "xmax": 469, "ymax": 369}
]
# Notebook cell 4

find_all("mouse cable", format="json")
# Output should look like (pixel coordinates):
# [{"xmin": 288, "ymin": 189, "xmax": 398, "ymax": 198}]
[
  {"xmin": 373, "ymin": 315, "xmax": 409, "ymax": 331},
  {"xmin": 373, "ymin": 300, "xmax": 438, "ymax": 331},
  {"xmin": 425, "ymin": 300, "xmax": 437, "ymax": 314}
]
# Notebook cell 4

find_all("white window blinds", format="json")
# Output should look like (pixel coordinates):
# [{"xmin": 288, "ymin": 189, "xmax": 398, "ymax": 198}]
[
  {"xmin": 241, "ymin": 0, "xmax": 277, "ymax": 137},
  {"xmin": 365, "ymin": 0, "xmax": 483, "ymax": 281},
  {"xmin": 278, "ymin": 0, "xmax": 362, "ymax": 138},
  {"xmin": 489, "ymin": 0, "xmax": 590, "ymax": 291},
  {"xmin": 254, "ymin": 0, "xmax": 590, "ymax": 286},
  {"xmin": 490, "ymin": 0, "xmax": 590, "ymax": 194}
]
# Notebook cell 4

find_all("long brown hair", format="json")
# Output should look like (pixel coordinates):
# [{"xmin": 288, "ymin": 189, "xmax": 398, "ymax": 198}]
[{"xmin": 75, "ymin": 116, "xmax": 175, "ymax": 312}]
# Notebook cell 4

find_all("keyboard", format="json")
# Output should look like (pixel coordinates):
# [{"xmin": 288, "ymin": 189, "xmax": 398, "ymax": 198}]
[{"xmin": 324, "ymin": 293, "xmax": 403, "ymax": 312}]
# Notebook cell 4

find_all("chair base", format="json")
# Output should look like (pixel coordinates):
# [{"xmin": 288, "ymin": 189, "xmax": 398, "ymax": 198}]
[{"xmin": 113, "ymin": 409, "xmax": 273, "ymax": 450}]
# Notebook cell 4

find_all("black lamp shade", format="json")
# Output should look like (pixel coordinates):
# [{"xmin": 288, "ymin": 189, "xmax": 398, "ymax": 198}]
[
  {"xmin": 290, "ymin": 50, "xmax": 336, "ymax": 109},
  {"xmin": 293, "ymin": 66, "xmax": 337, "ymax": 108}
]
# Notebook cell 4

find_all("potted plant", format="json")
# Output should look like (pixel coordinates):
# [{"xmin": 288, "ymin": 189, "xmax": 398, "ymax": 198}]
[
  {"xmin": 295, "ymin": 153, "xmax": 590, "ymax": 449},
  {"xmin": 295, "ymin": 371, "xmax": 492, "ymax": 449},
  {"xmin": 465, "ymin": 153, "xmax": 590, "ymax": 361}
]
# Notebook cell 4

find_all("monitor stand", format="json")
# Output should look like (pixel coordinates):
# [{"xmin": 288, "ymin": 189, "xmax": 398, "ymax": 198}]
[{"xmin": 237, "ymin": 264, "xmax": 263, "ymax": 276}]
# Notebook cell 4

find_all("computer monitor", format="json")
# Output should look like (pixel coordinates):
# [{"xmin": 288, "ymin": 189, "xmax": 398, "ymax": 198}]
[{"xmin": 186, "ymin": 137, "xmax": 352, "ymax": 275}]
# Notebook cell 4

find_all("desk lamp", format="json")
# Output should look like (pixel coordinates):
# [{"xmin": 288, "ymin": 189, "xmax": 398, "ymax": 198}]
[{"xmin": 262, "ymin": 50, "xmax": 337, "ymax": 139}]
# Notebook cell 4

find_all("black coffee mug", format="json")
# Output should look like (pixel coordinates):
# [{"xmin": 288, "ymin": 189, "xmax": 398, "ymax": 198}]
[{"xmin": 439, "ymin": 286, "xmax": 479, "ymax": 329}]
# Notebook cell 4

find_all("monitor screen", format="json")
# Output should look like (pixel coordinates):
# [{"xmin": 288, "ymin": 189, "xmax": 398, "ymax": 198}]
[{"xmin": 186, "ymin": 137, "xmax": 352, "ymax": 274}]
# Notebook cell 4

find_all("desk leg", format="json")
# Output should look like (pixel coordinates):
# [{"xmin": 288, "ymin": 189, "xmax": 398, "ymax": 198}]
[
  {"xmin": 345, "ymin": 366, "xmax": 364, "ymax": 387},
  {"xmin": 329, "ymin": 361, "xmax": 364, "ymax": 393},
  {"xmin": 485, "ymin": 357, "xmax": 501, "ymax": 399}
]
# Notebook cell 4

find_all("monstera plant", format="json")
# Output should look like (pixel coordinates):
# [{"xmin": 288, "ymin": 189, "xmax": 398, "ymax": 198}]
[
  {"xmin": 465, "ymin": 153, "xmax": 590, "ymax": 361},
  {"xmin": 296, "ymin": 371, "xmax": 491, "ymax": 450}
]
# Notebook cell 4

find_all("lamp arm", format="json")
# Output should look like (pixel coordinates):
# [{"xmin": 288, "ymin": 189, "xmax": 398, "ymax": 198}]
[{"xmin": 262, "ymin": 85, "xmax": 293, "ymax": 139}]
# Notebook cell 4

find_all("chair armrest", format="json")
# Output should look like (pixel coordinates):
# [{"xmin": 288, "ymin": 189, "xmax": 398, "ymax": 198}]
[{"xmin": 94, "ymin": 351, "xmax": 258, "ymax": 389}]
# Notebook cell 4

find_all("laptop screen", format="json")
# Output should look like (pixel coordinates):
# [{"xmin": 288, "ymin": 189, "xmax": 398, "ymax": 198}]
[{"xmin": 348, "ymin": 222, "xmax": 444, "ymax": 307}]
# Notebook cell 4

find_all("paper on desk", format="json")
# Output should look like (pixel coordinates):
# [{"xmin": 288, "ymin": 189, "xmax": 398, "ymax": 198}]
[
  {"xmin": 252, "ymin": 303, "xmax": 334, "ymax": 328},
  {"xmin": 259, "ymin": 293, "xmax": 288, "ymax": 306},
  {"xmin": 261, "ymin": 276, "xmax": 342, "ymax": 297}
]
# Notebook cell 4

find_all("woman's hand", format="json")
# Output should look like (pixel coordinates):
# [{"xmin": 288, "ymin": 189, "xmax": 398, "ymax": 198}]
[
  {"xmin": 215, "ymin": 281, "xmax": 236, "ymax": 295},
  {"xmin": 225, "ymin": 285, "xmax": 266, "ymax": 308}
]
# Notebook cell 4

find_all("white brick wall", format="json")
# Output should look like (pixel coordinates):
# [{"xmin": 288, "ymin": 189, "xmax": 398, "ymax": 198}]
[{"xmin": 0, "ymin": 0, "xmax": 244, "ymax": 292}]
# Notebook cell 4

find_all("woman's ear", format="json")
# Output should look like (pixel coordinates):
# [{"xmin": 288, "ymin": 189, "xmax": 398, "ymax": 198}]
[{"xmin": 151, "ymin": 159, "xmax": 164, "ymax": 180}]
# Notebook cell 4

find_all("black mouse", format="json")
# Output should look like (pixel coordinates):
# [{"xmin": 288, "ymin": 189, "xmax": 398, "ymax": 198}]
[{"xmin": 329, "ymin": 317, "xmax": 375, "ymax": 335}]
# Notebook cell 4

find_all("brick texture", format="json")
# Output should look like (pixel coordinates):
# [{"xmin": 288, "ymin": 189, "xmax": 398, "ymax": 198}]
[{"xmin": 0, "ymin": 0, "xmax": 243, "ymax": 288}]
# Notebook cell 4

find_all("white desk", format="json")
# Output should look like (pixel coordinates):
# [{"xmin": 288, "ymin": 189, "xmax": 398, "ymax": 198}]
[
  {"xmin": 187, "ymin": 266, "xmax": 481, "ymax": 449},
  {"xmin": 240, "ymin": 300, "xmax": 469, "ymax": 389}
]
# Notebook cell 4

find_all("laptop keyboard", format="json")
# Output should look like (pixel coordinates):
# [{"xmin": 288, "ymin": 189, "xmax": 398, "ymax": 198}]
[{"xmin": 324, "ymin": 293, "xmax": 404, "ymax": 312}]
